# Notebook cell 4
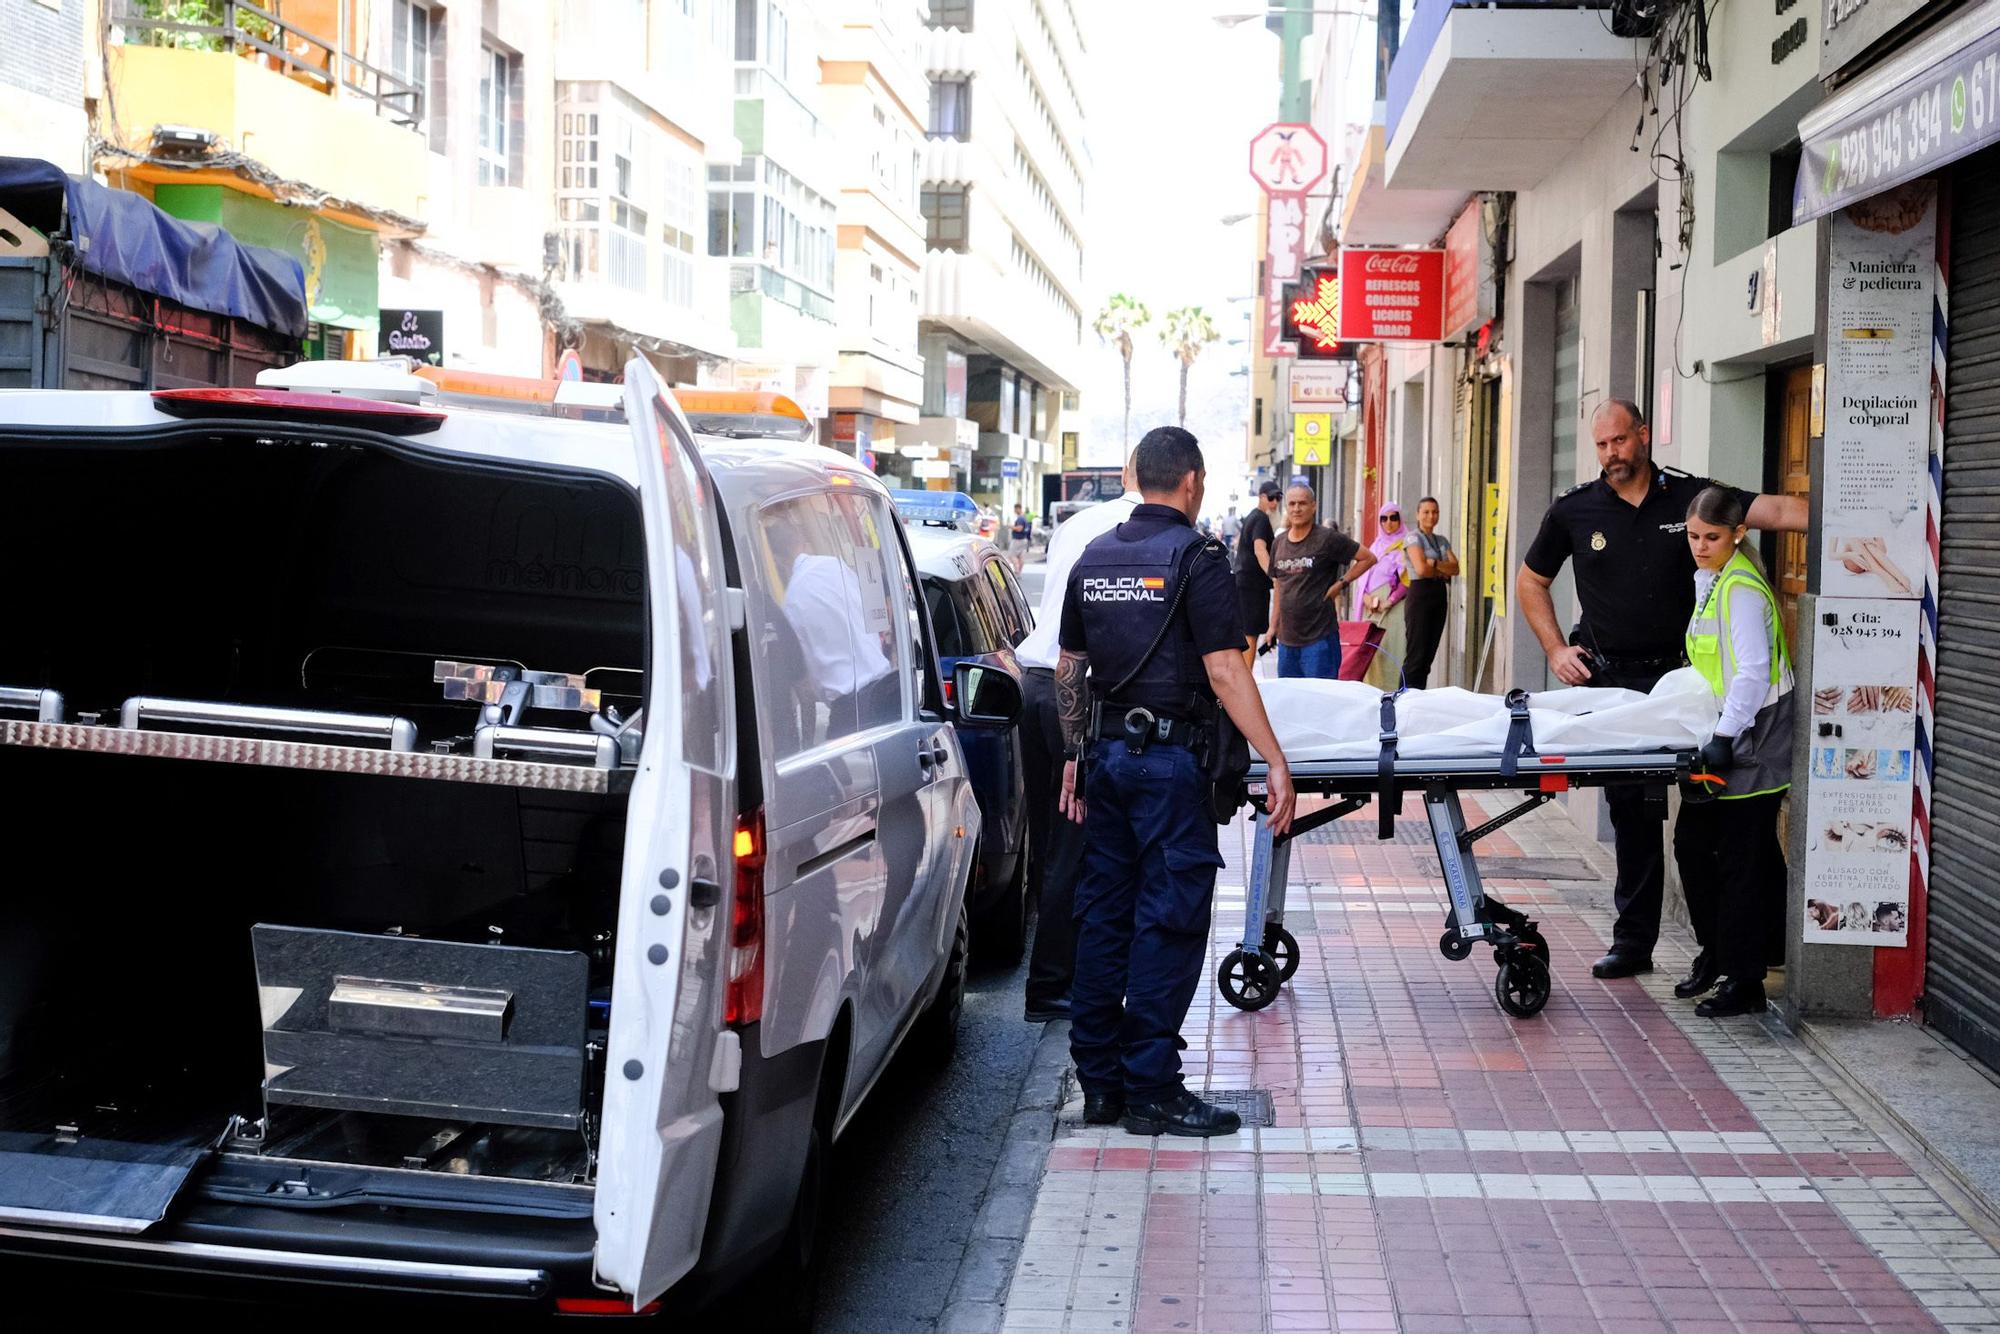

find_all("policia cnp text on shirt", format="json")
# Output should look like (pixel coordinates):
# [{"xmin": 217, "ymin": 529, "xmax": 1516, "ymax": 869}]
[
  {"xmin": 1514, "ymin": 399, "xmax": 1806, "ymax": 982},
  {"xmin": 1053, "ymin": 427, "xmax": 1297, "ymax": 1138}
]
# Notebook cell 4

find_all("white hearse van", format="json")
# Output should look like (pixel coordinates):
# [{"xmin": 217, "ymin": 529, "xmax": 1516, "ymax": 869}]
[{"xmin": 0, "ymin": 359, "xmax": 1020, "ymax": 1317}]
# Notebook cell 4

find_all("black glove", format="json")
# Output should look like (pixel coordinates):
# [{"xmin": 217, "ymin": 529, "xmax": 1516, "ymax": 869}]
[{"xmin": 1697, "ymin": 734, "xmax": 1734, "ymax": 774}]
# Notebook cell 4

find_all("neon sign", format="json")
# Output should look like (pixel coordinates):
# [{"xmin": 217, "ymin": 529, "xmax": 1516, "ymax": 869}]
[{"xmin": 1288, "ymin": 271, "xmax": 1341, "ymax": 352}]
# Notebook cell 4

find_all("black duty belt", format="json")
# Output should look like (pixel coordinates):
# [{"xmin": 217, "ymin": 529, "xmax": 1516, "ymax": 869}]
[
  {"xmin": 1594, "ymin": 652, "xmax": 1685, "ymax": 674},
  {"xmin": 1096, "ymin": 706, "xmax": 1199, "ymax": 749}
]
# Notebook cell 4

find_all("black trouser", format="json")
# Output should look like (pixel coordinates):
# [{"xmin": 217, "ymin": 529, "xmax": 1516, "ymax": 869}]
[
  {"xmin": 1022, "ymin": 668, "xmax": 1085, "ymax": 1008},
  {"xmin": 1591, "ymin": 656, "xmax": 1675, "ymax": 956},
  {"xmin": 1671, "ymin": 791, "xmax": 1787, "ymax": 982},
  {"xmin": 1402, "ymin": 578, "xmax": 1448, "ymax": 689}
]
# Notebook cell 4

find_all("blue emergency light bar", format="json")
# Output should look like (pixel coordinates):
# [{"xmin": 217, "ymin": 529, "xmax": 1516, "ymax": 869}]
[{"xmin": 891, "ymin": 489, "xmax": 981, "ymax": 529}]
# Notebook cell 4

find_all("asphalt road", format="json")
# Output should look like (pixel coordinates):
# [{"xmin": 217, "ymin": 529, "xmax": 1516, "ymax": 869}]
[{"xmin": 812, "ymin": 935, "xmax": 1043, "ymax": 1334}]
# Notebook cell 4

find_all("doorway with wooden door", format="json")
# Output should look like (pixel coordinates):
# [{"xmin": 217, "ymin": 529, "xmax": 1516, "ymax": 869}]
[{"xmin": 1765, "ymin": 362, "xmax": 1813, "ymax": 653}]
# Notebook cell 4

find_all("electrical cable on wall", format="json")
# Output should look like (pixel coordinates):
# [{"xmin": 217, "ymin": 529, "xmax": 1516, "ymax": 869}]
[{"xmin": 1626, "ymin": 0, "xmax": 1719, "ymax": 381}]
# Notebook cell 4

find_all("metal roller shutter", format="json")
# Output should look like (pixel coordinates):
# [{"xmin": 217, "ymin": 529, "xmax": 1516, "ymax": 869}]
[{"xmin": 1928, "ymin": 153, "xmax": 2000, "ymax": 1072}]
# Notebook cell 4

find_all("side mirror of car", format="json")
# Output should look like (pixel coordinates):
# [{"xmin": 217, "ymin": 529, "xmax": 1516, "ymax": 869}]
[{"xmin": 953, "ymin": 661, "xmax": 1022, "ymax": 729}]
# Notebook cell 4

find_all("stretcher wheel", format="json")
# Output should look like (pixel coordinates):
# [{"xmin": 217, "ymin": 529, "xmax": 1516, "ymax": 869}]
[
  {"xmin": 1218, "ymin": 949, "xmax": 1283, "ymax": 1011},
  {"xmin": 1439, "ymin": 930, "xmax": 1473, "ymax": 961},
  {"xmin": 1262, "ymin": 924, "xmax": 1300, "ymax": 982},
  {"xmin": 1494, "ymin": 950, "xmax": 1552, "ymax": 1018}
]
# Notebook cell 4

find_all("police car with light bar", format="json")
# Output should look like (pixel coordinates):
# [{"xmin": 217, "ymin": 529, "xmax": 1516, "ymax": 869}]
[{"xmin": 0, "ymin": 358, "xmax": 1020, "ymax": 1319}]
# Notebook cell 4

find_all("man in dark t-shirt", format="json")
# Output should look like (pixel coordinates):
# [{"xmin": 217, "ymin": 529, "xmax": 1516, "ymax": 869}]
[
  {"xmin": 1268, "ymin": 482, "xmax": 1375, "ymax": 679},
  {"xmin": 1233, "ymin": 480, "xmax": 1282, "ymax": 665},
  {"xmin": 1516, "ymin": 398, "xmax": 1806, "ymax": 982}
]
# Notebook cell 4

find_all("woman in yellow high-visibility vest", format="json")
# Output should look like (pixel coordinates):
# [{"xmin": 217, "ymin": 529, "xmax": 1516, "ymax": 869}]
[{"xmin": 1671, "ymin": 486, "xmax": 1796, "ymax": 1018}]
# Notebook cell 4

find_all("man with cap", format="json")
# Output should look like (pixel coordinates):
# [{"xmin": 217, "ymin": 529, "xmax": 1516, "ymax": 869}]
[
  {"xmin": 1516, "ymin": 398, "xmax": 1805, "ymax": 980},
  {"xmin": 1056, "ymin": 427, "xmax": 1298, "ymax": 1136}
]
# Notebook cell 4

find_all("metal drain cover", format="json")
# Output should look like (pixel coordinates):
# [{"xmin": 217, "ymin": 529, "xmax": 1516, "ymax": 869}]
[
  {"xmin": 1053, "ymin": 1081, "xmax": 1278, "ymax": 1134},
  {"xmin": 1192, "ymin": 1088, "xmax": 1276, "ymax": 1128}
]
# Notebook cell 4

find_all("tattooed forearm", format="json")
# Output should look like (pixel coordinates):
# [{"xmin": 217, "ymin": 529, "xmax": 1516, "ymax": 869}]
[{"xmin": 1056, "ymin": 648, "xmax": 1091, "ymax": 751}]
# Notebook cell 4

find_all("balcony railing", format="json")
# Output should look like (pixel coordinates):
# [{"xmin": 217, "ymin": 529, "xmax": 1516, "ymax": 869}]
[
  {"xmin": 111, "ymin": 0, "xmax": 423, "ymax": 130},
  {"xmin": 731, "ymin": 262, "xmax": 835, "ymax": 323}
]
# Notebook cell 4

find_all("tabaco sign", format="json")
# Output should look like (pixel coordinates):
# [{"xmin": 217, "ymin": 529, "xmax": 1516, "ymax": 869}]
[
  {"xmin": 1336, "ymin": 249, "xmax": 1446, "ymax": 343},
  {"xmin": 378, "ymin": 308, "xmax": 444, "ymax": 364}
]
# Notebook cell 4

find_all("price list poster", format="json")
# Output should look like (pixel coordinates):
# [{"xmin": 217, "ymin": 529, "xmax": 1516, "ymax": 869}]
[
  {"xmin": 1804, "ymin": 182, "xmax": 1935, "ymax": 947},
  {"xmin": 1803, "ymin": 603, "xmax": 1921, "ymax": 945}
]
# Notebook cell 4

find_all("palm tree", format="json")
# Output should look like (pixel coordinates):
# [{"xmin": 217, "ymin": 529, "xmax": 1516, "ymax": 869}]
[
  {"xmin": 1092, "ymin": 293, "xmax": 1150, "ymax": 449},
  {"xmin": 1158, "ymin": 306, "xmax": 1221, "ymax": 429}
]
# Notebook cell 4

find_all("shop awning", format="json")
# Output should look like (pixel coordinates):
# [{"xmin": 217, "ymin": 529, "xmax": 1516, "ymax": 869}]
[
  {"xmin": 1794, "ymin": 0, "xmax": 2000, "ymax": 224},
  {"xmin": 0, "ymin": 157, "xmax": 308, "ymax": 337}
]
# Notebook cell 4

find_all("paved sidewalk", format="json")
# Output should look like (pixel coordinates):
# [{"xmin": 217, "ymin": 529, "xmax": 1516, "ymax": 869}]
[{"xmin": 1000, "ymin": 795, "xmax": 2000, "ymax": 1333}]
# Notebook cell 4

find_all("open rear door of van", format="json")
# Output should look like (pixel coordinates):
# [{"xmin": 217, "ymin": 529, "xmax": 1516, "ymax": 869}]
[{"xmin": 594, "ymin": 359, "xmax": 739, "ymax": 1307}]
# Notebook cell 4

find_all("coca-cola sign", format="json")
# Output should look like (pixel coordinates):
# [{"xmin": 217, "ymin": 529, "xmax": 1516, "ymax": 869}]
[{"xmin": 1336, "ymin": 248, "xmax": 1446, "ymax": 343}]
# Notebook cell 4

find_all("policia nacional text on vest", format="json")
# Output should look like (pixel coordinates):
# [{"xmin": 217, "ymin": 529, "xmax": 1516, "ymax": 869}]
[
  {"xmin": 1073, "ymin": 516, "xmax": 1234, "ymax": 762},
  {"xmin": 1686, "ymin": 550, "xmax": 1794, "ymax": 798}
]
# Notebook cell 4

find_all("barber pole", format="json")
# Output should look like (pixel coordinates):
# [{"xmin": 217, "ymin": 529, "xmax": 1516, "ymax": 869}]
[{"xmin": 1883, "ymin": 226, "xmax": 1948, "ymax": 1016}]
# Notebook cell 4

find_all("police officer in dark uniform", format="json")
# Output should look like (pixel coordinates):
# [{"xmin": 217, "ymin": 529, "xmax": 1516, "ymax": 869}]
[
  {"xmin": 1516, "ymin": 399, "xmax": 1806, "ymax": 981},
  {"xmin": 1055, "ymin": 427, "xmax": 1298, "ymax": 1136}
]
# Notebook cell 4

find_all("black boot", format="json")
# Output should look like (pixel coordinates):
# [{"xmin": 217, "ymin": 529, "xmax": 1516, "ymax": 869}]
[
  {"xmin": 1674, "ymin": 951, "xmax": 1721, "ymax": 999},
  {"xmin": 1121, "ymin": 1090, "xmax": 1241, "ymax": 1138},
  {"xmin": 1591, "ymin": 949, "xmax": 1653, "ymax": 979},
  {"xmin": 1695, "ymin": 977, "xmax": 1768, "ymax": 1018},
  {"xmin": 1081, "ymin": 1090, "xmax": 1125, "ymax": 1125}
]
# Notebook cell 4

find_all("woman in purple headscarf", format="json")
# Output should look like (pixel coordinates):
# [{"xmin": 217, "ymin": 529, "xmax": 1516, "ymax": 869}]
[{"xmin": 1356, "ymin": 501, "xmax": 1411, "ymax": 689}]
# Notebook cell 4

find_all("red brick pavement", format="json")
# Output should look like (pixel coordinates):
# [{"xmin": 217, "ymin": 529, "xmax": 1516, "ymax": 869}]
[{"xmin": 1011, "ymin": 797, "xmax": 1955, "ymax": 1333}]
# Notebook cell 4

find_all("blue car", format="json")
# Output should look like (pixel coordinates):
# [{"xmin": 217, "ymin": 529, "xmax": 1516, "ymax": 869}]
[{"xmin": 900, "ymin": 509, "xmax": 1034, "ymax": 963}]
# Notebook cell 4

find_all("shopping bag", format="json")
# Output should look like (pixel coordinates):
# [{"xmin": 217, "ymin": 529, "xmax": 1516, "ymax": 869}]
[{"xmin": 1338, "ymin": 619, "xmax": 1383, "ymax": 682}]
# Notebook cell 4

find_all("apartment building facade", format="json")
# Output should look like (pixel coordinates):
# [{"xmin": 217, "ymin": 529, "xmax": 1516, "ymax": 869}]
[
  {"xmin": 710, "ymin": 0, "xmax": 842, "ymax": 416},
  {"xmin": 0, "ymin": 0, "xmax": 89, "ymax": 173},
  {"xmin": 903, "ymin": 0, "xmax": 1088, "ymax": 505},
  {"xmin": 817, "ymin": 0, "xmax": 930, "ymax": 457},
  {"xmin": 553, "ymin": 0, "xmax": 740, "ymax": 381}
]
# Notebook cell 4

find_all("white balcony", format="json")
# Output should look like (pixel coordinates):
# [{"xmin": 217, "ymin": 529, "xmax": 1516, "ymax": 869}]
[
  {"xmin": 922, "ymin": 246, "xmax": 1084, "ymax": 391},
  {"xmin": 554, "ymin": 245, "xmax": 735, "ymax": 361},
  {"xmin": 1340, "ymin": 121, "xmax": 1469, "ymax": 247},
  {"xmin": 1385, "ymin": 1, "xmax": 1638, "ymax": 191}
]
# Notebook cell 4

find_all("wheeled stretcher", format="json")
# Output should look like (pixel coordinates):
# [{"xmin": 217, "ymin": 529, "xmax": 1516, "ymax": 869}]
[{"xmin": 1225, "ymin": 690, "xmax": 1692, "ymax": 1018}]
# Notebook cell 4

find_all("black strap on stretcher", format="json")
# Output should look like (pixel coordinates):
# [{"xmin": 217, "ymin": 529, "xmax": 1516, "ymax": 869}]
[
  {"xmin": 1376, "ymin": 694, "xmax": 1399, "ymax": 839},
  {"xmin": 1499, "ymin": 688, "xmax": 1536, "ymax": 779},
  {"xmin": 1374, "ymin": 688, "xmax": 1537, "ymax": 838}
]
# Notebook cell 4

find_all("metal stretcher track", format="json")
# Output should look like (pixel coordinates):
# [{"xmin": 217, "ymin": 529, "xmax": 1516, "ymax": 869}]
[{"xmin": 0, "ymin": 720, "xmax": 623, "ymax": 795}]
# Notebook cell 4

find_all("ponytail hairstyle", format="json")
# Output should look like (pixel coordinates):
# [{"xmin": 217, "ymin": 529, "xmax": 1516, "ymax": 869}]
[{"xmin": 1687, "ymin": 485, "xmax": 1769, "ymax": 579}]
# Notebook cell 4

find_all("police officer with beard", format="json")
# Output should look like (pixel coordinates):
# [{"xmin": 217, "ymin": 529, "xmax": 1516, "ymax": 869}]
[
  {"xmin": 1055, "ymin": 427, "xmax": 1298, "ymax": 1136},
  {"xmin": 1516, "ymin": 399, "xmax": 1805, "ymax": 982}
]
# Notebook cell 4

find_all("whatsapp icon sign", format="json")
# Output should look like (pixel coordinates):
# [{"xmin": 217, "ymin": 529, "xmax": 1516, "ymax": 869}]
[{"xmin": 1954, "ymin": 76, "xmax": 1968, "ymax": 133}]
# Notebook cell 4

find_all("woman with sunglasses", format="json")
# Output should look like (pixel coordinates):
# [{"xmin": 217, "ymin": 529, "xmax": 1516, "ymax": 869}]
[{"xmin": 1355, "ymin": 502, "xmax": 1410, "ymax": 689}]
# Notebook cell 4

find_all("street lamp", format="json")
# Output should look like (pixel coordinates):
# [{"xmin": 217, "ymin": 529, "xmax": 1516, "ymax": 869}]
[
  {"xmin": 1212, "ymin": 7, "xmax": 1374, "ymax": 27},
  {"xmin": 1221, "ymin": 212, "xmax": 1254, "ymax": 225}
]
